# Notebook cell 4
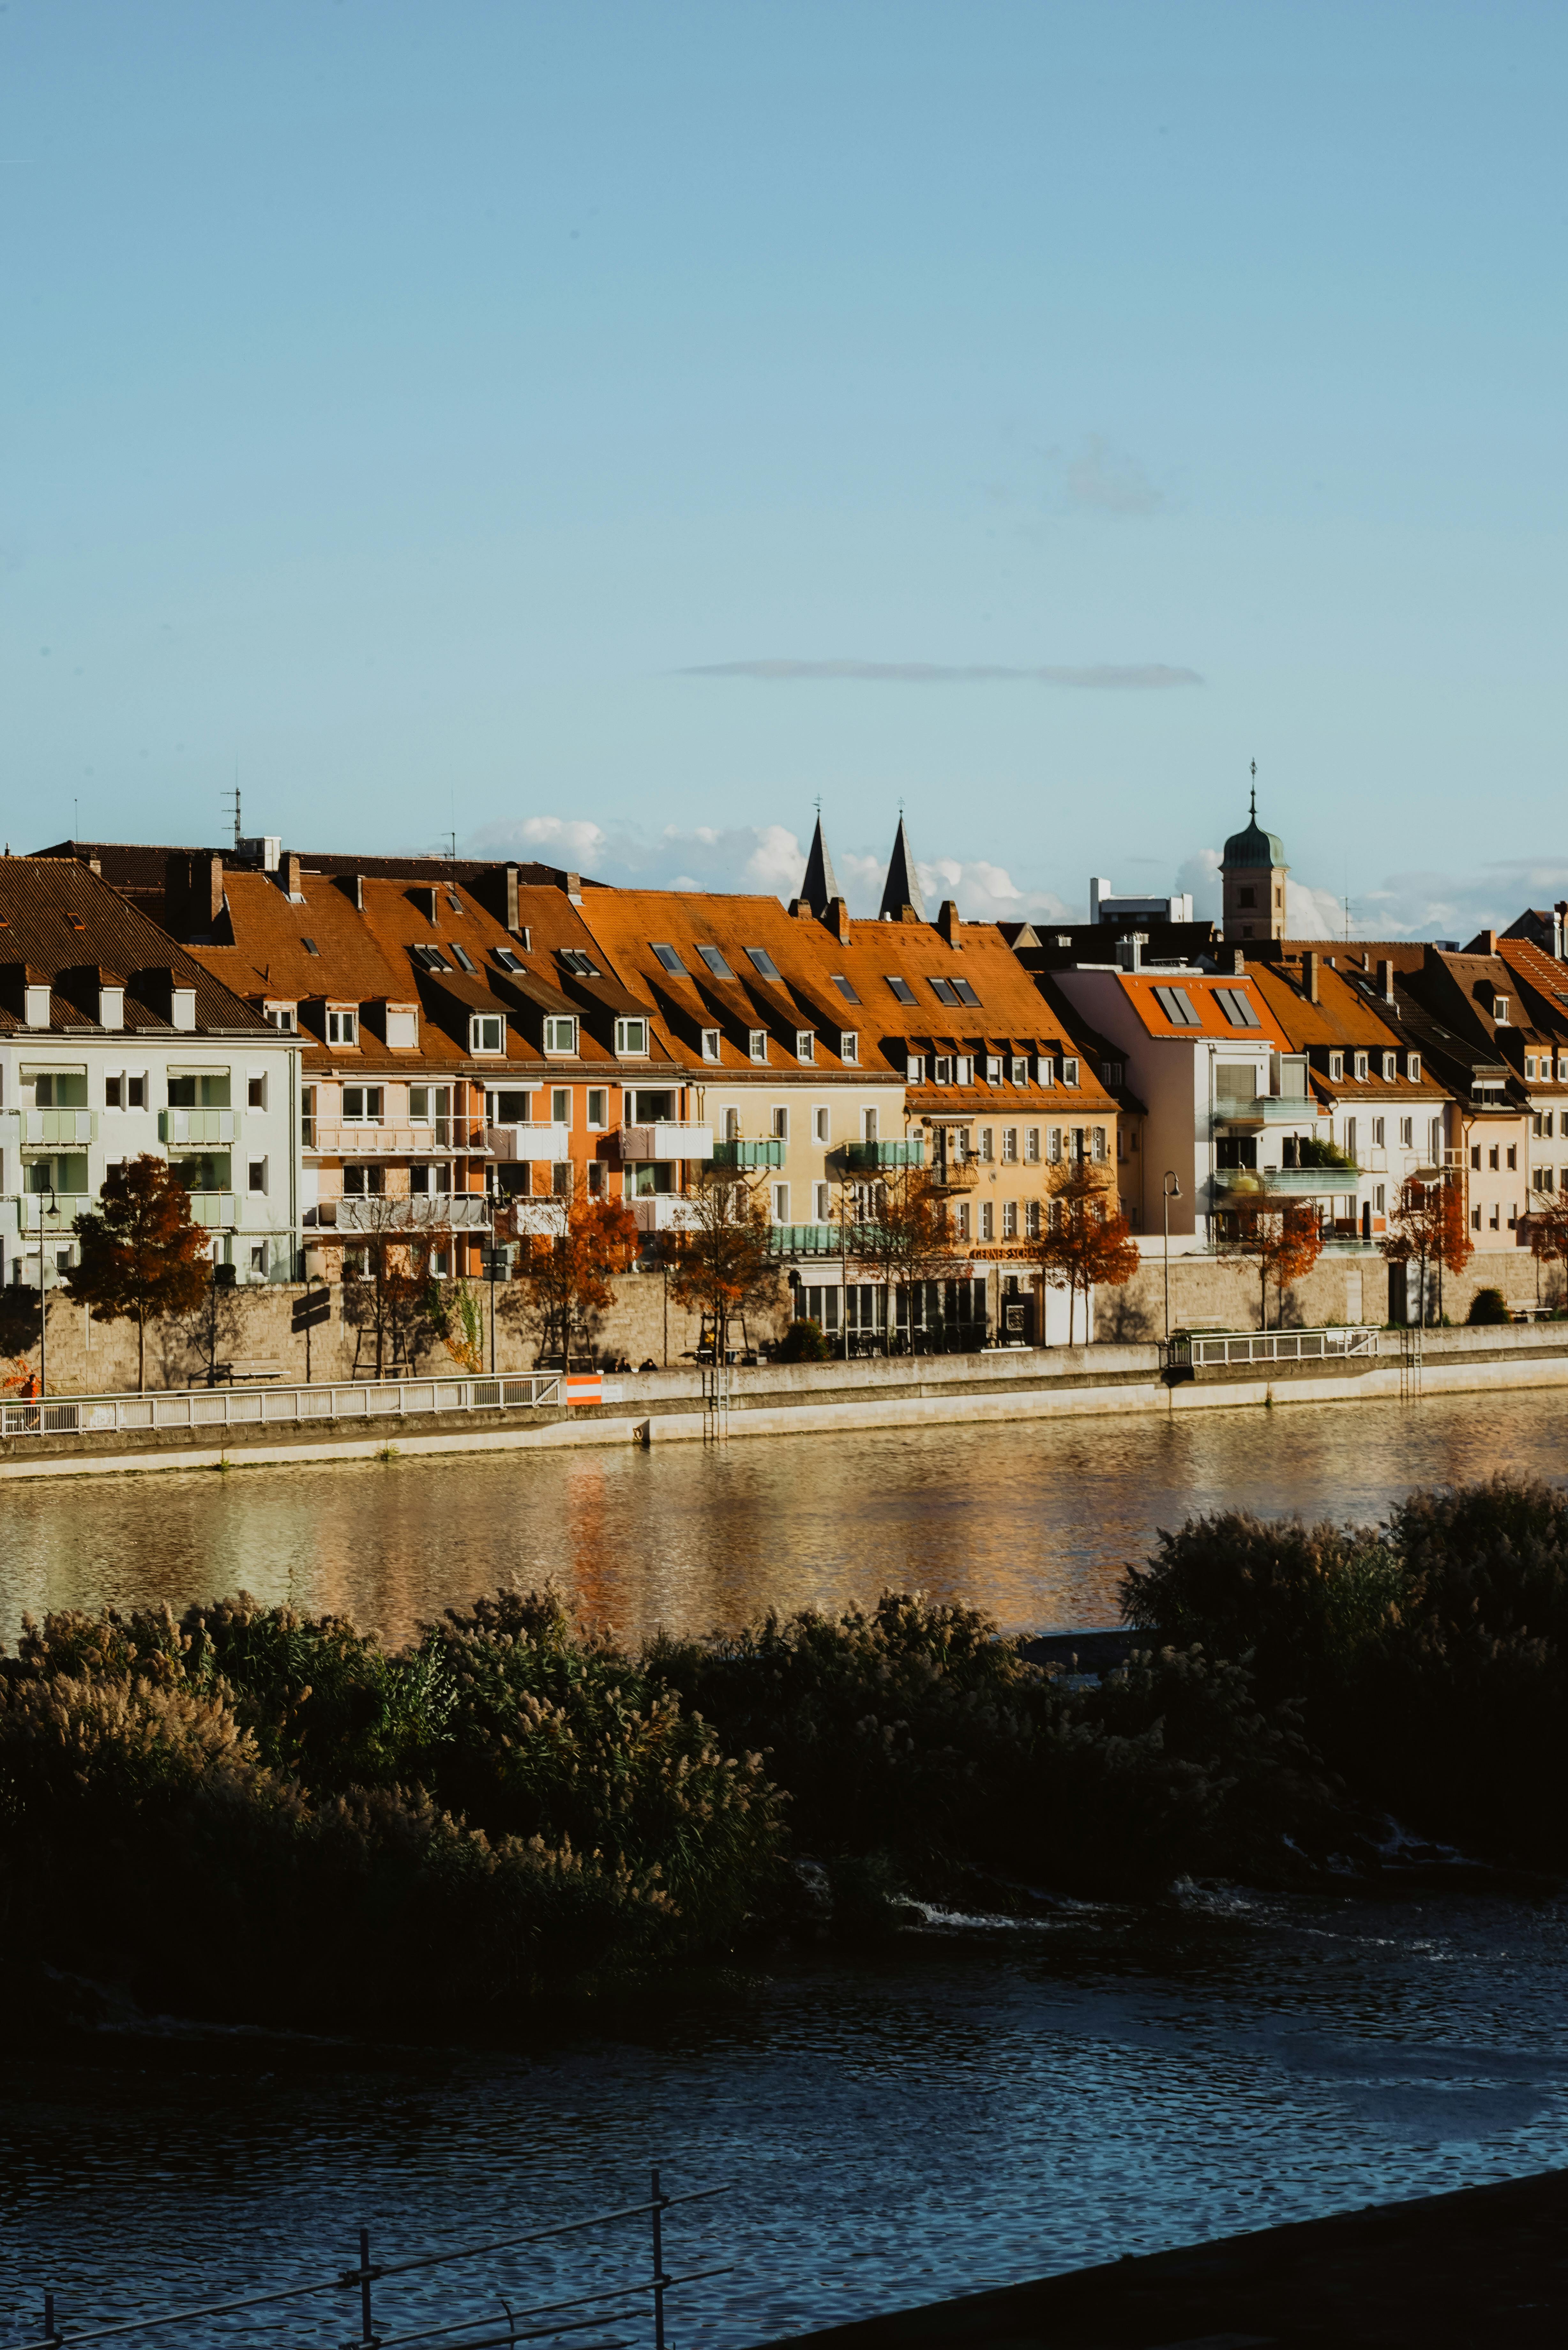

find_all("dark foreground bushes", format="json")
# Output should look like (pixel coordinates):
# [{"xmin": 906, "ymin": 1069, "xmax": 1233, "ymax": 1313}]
[
  {"xmin": 1122, "ymin": 1473, "xmax": 1568, "ymax": 1859},
  {"xmin": 3, "ymin": 1474, "xmax": 1558, "ymax": 2029}
]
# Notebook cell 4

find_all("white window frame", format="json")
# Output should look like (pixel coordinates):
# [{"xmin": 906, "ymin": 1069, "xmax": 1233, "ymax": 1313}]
[
  {"xmin": 326, "ymin": 1008, "xmax": 358, "ymax": 1047},
  {"xmin": 772, "ymin": 1106, "xmax": 789, "ymax": 1142},
  {"xmin": 248, "ymin": 1157, "xmax": 268, "ymax": 1196},
  {"xmin": 863, "ymin": 1107, "xmax": 878, "ymax": 1144},
  {"xmin": 1002, "ymin": 1127, "xmax": 1017, "ymax": 1163},
  {"xmin": 587, "ymin": 1088, "xmax": 608, "ymax": 1130},
  {"xmin": 839, "ymin": 1030, "xmax": 859, "ymax": 1064},
  {"xmin": 1037, "ymin": 1057, "xmax": 1055, "ymax": 1088},
  {"xmin": 813, "ymin": 1106, "xmax": 830, "ymax": 1144},
  {"xmin": 1328, "ymin": 1051, "xmax": 1345, "ymax": 1081},
  {"xmin": 907, "ymin": 1054, "xmax": 925, "ymax": 1083},
  {"xmin": 771, "ymin": 1181, "xmax": 790, "ymax": 1224},
  {"xmin": 614, "ymin": 1017, "xmax": 649, "ymax": 1057},
  {"xmin": 749, "ymin": 1029, "xmax": 768, "ymax": 1064},
  {"xmin": 1382, "ymin": 1051, "xmax": 1397, "ymax": 1081},
  {"xmin": 813, "ymin": 1181, "xmax": 832, "ymax": 1221},
  {"xmin": 1061, "ymin": 1058, "xmax": 1079, "ymax": 1087},
  {"xmin": 1353, "ymin": 1051, "xmax": 1369, "ymax": 1081},
  {"xmin": 1026, "ymin": 1126, "xmax": 1040, "ymax": 1163},
  {"xmin": 552, "ymin": 1087, "xmax": 572, "ymax": 1127},
  {"xmin": 470, "ymin": 1014, "xmax": 505, "ymax": 1056},
  {"xmin": 1407, "ymin": 1052, "xmax": 1421, "ymax": 1082},
  {"xmin": 544, "ymin": 1016, "xmax": 577, "ymax": 1057},
  {"xmin": 987, "ymin": 1056, "xmax": 1003, "ymax": 1084},
  {"xmin": 795, "ymin": 1029, "xmax": 815, "ymax": 1063},
  {"xmin": 701, "ymin": 1028, "xmax": 721, "ymax": 1062}
]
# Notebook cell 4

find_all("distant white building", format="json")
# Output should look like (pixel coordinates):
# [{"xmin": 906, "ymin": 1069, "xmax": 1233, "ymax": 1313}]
[
  {"xmin": 0, "ymin": 858, "xmax": 301, "ymax": 1290},
  {"xmin": 1088, "ymin": 877, "xmax": 1195, "ymax": 926}
]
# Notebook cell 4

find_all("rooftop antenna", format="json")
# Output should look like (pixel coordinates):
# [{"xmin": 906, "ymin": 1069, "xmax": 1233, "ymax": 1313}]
[
  {"xmin": 225, "ymin": 779, "xmax": 242, "ymax": 851},
  {"xmin": 1249, "ymin": 757, "xmax": 1256, "ymax": 820}
]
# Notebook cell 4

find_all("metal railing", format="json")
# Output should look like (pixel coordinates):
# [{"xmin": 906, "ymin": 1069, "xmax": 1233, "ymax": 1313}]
[
  {"xmin": 842, "ymin": 1138, "xmax": 924, "ymax": 1169},
  {"xmin": 1163, "ymin": 1324, "xmax": 1380, "ymax": 1369},
  {"xmin": 11, "ymin": 2169, "xmax": 729, "ymax": 2350},
  {"xmin": 708, "ymin": 1137, "xmax": 785, "ymax": 1169},
  {"xmin": 1, "ymin": 1371, "xmax": 562, "ymax": 1440}
]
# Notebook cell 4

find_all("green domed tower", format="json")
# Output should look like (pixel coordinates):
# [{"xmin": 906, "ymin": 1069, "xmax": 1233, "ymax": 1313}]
[{"xmin": 1221, "ymin": 767, "xmax": 1288, "ymax": 941}]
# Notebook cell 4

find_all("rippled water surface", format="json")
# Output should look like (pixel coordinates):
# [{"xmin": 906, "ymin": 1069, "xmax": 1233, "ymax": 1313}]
[
  {"xmin": 5, "ymin": 1392, "xmax": 1568, "ymax": 2345},
  {"xmin": 4, "ymin": 1385, "xmax": 1568, "ymax": 1645}
]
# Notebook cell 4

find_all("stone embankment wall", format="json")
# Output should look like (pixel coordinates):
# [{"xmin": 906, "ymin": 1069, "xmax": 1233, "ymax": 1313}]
[{"xmin": 0, "ymin": 1242, "xmax": 1551, "ymax": 1401}]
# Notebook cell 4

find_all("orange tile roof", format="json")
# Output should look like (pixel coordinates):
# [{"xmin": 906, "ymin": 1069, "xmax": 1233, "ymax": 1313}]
[{"xmin": 1115, "ymin": 968, "xmax": 1292, "ymax": 1049}]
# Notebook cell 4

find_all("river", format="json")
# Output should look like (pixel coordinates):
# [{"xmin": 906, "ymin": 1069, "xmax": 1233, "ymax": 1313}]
[
  {"xmin": 5, "ymin": 1390, "xmax": 1568, "ymax": 2348},
  {"xmin": 2, "ymin": 1385, "xmax": 1566, "ymax": 1646}
]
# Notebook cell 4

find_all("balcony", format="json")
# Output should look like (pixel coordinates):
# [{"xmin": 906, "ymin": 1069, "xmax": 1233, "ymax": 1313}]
[
  {"xmin": 305, "ymin": 1123, "xmax": 467, "ymax": 1156},
  {"xmin": 928, "ymin": 1159, "xmax": 980, "ymax": 1190},
  {"xmin": 327, "ymin": 1194, "xmax": 491, "ymax": 1233},
  {"xmin": 187, "ymin": 1193, "xmax": 239, "ymax": 1230},
  {"xmin": 842, "ymin": 1138, "xmax": 924, "ymax": 1170},
  {"xmin": 631, "ymin": 1196, "xmax": 705, "ymax": 1234},
  {"xmin": 1212, "ymin": 1097, "xmax": 1313, "ymax": 1128},
  {"xmin": 617, "ymin": 1123, "xmax": 714, "ymax": 1161},
  {"xmin": 766, "ymin": 1221, "xmax": 883, "ymax": 1257},
  {"xmin": 709, "ymin": 1137, "xmax": 785, "ymax": 1169},
  {"xmin": 1214, "ymin": 1164, "xmax": 1361, "ymax": 1196},
  {"xmin": 486, "ymin": 1123, "xmax": 572, "ymax": 1163},
  {"xmin": 160, "ymin": 1109, "xmax": 238, "ymax": 1146},
  {"xmin": 8, "ymin": 1109, "xmax": 98, "ymax": 1146}
]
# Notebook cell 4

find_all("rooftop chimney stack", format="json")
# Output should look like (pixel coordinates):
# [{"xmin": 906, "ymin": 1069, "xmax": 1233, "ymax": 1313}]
[
  {"xmin": 1302, "ymin": 950, "xmax": 1319, "ymax": 1004},
  {"xmin": 937, "ymin": 898, "xmax": 960, "ymax": 946},
  {"xmin": 504, "ymin": 864, "xmax": 520, "ymax": 935},
  {"xmin": 282, "ymin": 853, "xmax": 303, "ymax": 901},
  {"xmin": 1378, "ymin": 958, "xmax": 1395, "ymax": 1003}
]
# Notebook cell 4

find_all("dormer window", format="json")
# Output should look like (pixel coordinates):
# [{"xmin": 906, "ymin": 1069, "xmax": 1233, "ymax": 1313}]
[
  {"xmin": 839, "ymin": 1031, "xmax": 859, "ymax": 1064},
  {"xmin": 1407, "ymin": 1052, "xmax": 1421, "ymax": 1082},
  {"xmin": 1328, "ymin": 1050, "xmax": 1344, "ymax": 1081},
  {"xmin": 384, "ymin": 1006, "xmax": 418, "ymax": 1050},
  {"xmin": 615, "ymin": 1017, "xmax": 649, "ymax": 1056},
  {"xmin": 1494, "ymin": 996, "xmax": 1510, "ymax": 1023},
  {"xmin": 701, "ymin": 1028, "xmax": 721, "ymax": 1062},
  {"xmin": 544, "ymin": 1015, "xmax": 577, "ymax": 1056},
  {"xmin": 749, "ymin": 1029, "xmax": 768, "ymax": 1064},
  {"xmin": 1010, "ymin": 1057, "xmax": 1029, "ymax": 1085},
  {"xmin": 24, "ymin": 983, "xmax": 50, "ymax": 1027},
  {"xmin": 1382, "ymin": 1052, "xmax": 1397, "ymax": 1081},
  {"xmin": 1037, "ymin": 1056, "xmax": 1055, "ymax": 1087},
  {"xmin": 1353, "ymin": 1051, "xmax": 1369, "ymax": 1081},
  {"xmin": 795, "ymin": 1029, "xmax": 815, "ymax": 1062},
  {"xmin": 470, "ymin": 1013, "xmax": 504, "ymax": 1055},
  {"xmin": 264, "ymin": 1003, "xmax": 296, "ymax": 1032},
  {"xmin": 1061, "ymin": 1058, "xmax": 1079, "ymax": 1087},
  {"xmin": 327, "ymin": 1009, "xmax": 358, "ymax": 1047},
  {"xmin": 98, "ymin": 986, "xmax": 124, "ymax": 1031}
]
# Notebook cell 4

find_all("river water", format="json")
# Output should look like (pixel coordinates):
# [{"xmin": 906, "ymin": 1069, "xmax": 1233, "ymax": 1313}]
[
  {"xmin": 4, "ymin": 1386, "xmax": 1567, "ymax": 1646},
  {"xmin": 4, "ymin": 1391, "xmax": 1568, "ymax": 2347}
]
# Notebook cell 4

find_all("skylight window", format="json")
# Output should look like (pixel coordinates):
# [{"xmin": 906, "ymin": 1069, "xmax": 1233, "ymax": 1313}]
[
  {"xmin": 951, "ymin": 978, "xmax": 982, "ymax": 1009},
  {"xmin": 696, "ymin": 944, "xmax": 734, "ymax": 979},
  {"xmin": 929, "ymin": 978, "xmax": 960, "ymax": 1007},
  {"xmin": 450, "ymin": 944, "xmax": 478, "ymax": 975},
  {"xmin": 493, "ymin": 947, "xmax": 526, "ymax": 974},
  {"xmin": 830, "ymin": 974, "xmax": 861, "ymax": 1004},
  {"xmin": 745, "ymin": 947, "xmax": 782, "ymax": 982},
  {"xmin": 1215, "ymin": 987, "xmax": 1261, "ymax": 1028},
  {"xmin": 1153, "ymin": 984, "xmax": 1202, "ymax": 1027},
  {"xmin": 651, "ymin": 943, "xmax": 688, "ymax": 975},
  {"xmin": 412, "ymin": 944, "xmax": 451, "ymax": 973},
  {"xmin": 886, "ymin": 976, "xmax": 918, "ymax": 1007},
  {"xmin": 446, "ymin": 890, "xmax": 464, "ymax": 914},
  {"xmin": 301, "ymin": 938, "xmax": 320, "ymax": 956},
  {"xmin": 558, "ymin": 949, "xmax": 601, "ymax": 978}
]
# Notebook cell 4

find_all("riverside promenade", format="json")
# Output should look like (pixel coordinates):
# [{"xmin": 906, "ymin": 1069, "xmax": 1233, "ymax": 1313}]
[
  {"xmin": 754, "ymin": 2164, "xmax": 1568, "ymax": 2348},
  {"xmin": 1, "ymin": 1322, "xmax": 1566, "ymax": 1481}
]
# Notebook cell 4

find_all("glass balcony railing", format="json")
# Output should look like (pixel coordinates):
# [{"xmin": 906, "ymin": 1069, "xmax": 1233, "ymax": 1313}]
[
  {"xmin": 766, "ymin": 1221, "xmax": 885, "ymax": 1256},
  {"xmin": 709, "ymin": 1137, "xmax": 785, "ymax": 1169},
  {"xmin": 842, "ymin": 1138, "xmax": 924, "ymax": 1169},
  {"xmin": 1212, "ymin": 1097, "xmax": 1312, "ymax": 1126}
]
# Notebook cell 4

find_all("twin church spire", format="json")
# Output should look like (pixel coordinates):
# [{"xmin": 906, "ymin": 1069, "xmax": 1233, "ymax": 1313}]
[{"xmin": 797, "ymin": 808, "xmax": 926, "ymax": 923}]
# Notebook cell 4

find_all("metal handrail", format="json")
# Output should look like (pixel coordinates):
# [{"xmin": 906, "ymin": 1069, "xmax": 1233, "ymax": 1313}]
[
  {"xmin": 0, "ymin": 1371, "xmax": 562, "ymax": 1441},
  {"xmin": 1163, "ymin": 1324, "xmax": 1380, "ymax": 1368}
]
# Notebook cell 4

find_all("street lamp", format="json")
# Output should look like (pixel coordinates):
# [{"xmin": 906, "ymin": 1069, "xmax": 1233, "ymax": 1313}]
[
  {"xmin": 1162, "ymin": 1171, "xmax": 1182, "ymax": 1346},
  {"xmin": 33, "ymin": 1180, "xmax": 58, "ymax": 1400}
]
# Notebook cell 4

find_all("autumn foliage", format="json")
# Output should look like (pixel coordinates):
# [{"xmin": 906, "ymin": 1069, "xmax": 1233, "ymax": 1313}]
[
  {"xmin": 509, "ymin": 1187, "xmax": 639, "ymax": 1364},
  {"xmin": 65, "ymin": 1154, "xmax": 212, "ymax": 1391},
  {"xmin": 1219, "ymin": 1188, "xmax": 1325, "ymax": 1330},
  {"xmin": 1030, "ymin": 1163, "xmax": 1140, "ymax": 1343},
  {"xmin": 1379, "ymin": 1174, "xmax": 1473, "ymax": 1320}
]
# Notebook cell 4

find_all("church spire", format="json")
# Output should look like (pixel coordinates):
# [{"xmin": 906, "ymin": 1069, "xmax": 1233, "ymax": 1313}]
[
  {"xmin": 800, "ymin": 804, "xmax": 841, "ymax": 916},
  {"xmin": 879, "ymin": 811, "xmax": 927, "ymax": 923}
]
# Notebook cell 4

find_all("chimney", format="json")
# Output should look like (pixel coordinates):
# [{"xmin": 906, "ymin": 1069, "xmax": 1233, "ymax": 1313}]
[
  {"xmin": 937, "ymin": 898, "xmax": 960, "ymax": 946},
  {"xmin": 826, "ymin": 897, "xmax": 851, "ymax": 944},
  {"xmin": 1232, "ymin": 947, "xmax": 1246, "ymax": 976},
  {"xmin": 412, "ymin": 884, "xmax": 439, "ymax": 924},
  {"xmin": 1117, "ymin": 933, "xmax": 1146, "ymax": 973},
  {"xmin": 1377, "ymin": 958, "xmax": 1394, "ymax": 1003},
  {"xmin": 338, "ymin": 873, "xmax": 365, "ymax": 912},
  {"xmin": 504, "ymin": 864, "xmax": 520, "ymax": 935},
  {"xmin": 563, "ymin": 871, "xmax": 583, "ymax": 902},
  {"xmin": 164, "ymin": 852, "xmax": 222, "ymax": 937},
  {"xmin": 282, "ymin": 853, "xmax": 303, "ymax": 900},
  {"xmin": 1302, "ymin": 951, "xmax": 1319, "ymax": 1003},
  {"xmin": 1554, "ymin": 900, "xmax": 1567, "ymax": 960}
]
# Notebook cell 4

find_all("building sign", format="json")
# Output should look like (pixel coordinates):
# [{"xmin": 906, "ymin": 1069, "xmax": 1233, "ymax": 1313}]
[{"xmin": 564, "ymin": 1373, "xmax": 603, "ymax": 1406}]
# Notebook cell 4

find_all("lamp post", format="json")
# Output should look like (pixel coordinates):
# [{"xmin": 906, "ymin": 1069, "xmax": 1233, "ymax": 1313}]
[
  {"xmin": 34, "ymin": 1181, "xmax": 58, "ymax": 1400},
  {"xmin": 1162, "ymin": 1171, "xmax": 1181, "ymax": 1346}
]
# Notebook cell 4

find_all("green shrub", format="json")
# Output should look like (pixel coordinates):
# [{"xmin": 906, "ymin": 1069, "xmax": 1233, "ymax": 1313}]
[
  {"xmin": 776, "ymin": 1316, "xmax": 831, "ymax": 1363},
  {"xmin": 1467, "ymin": 1286, "xmax": 1510, "ymax": 1325}
]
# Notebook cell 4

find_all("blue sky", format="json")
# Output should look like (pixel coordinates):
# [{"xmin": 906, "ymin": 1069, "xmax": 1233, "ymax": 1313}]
[{"xmin": 5, "ymin": 2, "xmax": 1565, "ymax": 936}]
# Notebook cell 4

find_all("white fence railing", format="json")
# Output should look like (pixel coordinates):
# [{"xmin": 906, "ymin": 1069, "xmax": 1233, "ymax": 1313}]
[
  {"xmin": 1, "ymin": 1372, "xmax": 562, "ymax": 1440},
  {"xmin": 1164, "ymin": 1325, "xmax": 1380, "ymax": 1369}
]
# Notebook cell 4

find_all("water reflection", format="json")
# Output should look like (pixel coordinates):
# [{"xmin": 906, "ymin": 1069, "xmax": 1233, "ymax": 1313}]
[{"xmin": 3, "ymin": 1387, "xmax": 1567, "ymax": 1646}]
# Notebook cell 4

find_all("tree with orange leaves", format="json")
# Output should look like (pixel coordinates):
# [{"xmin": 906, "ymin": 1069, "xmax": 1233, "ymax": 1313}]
[
  {"xmin": 506, "ymin": 1183, "xmax": 638, "ymax": 1366},
  {"xmin": 1217, "ymin": 1184, "xmax": 1325, "ymax": 1330},
  {"xmin": 1379, "ymin": 1174, "xmax": 1473, "ymax": 1325},
  {"xmin": 1029, "ymin": 1162, "xmax": 1140, "ymax": 1345},
  {"xmin": 657, "ymin": 1168, "xmax": 780, "ymax": 1360}
]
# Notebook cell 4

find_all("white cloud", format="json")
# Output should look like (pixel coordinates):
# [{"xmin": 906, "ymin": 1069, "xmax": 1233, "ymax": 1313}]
[
  {"xmin": 1174, "ymin": 848, "xmax": 1223, "ymax": 922},
  {"xmin": 678, "ymin": 659, "xmax": 1201, "ymax": 688},
  {"xmin": 1064, "ymin": 434, "xmax": 1165, "ymax": 518},
  {"xmin": 916, "ymin": 855, "xmax": 1074, "ymax": 925}
]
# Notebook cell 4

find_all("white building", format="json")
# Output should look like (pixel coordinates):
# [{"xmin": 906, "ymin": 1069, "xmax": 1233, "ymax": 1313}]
[{"xmin": 0, "ymin": 858, "xmax": 302, "ymax": 1289}]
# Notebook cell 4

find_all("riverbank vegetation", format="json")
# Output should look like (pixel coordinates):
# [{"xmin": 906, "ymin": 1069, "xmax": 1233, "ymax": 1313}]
[{"xmin": 2, "ymin": 1473, "xmax": 1562, "ymax": 2029}]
